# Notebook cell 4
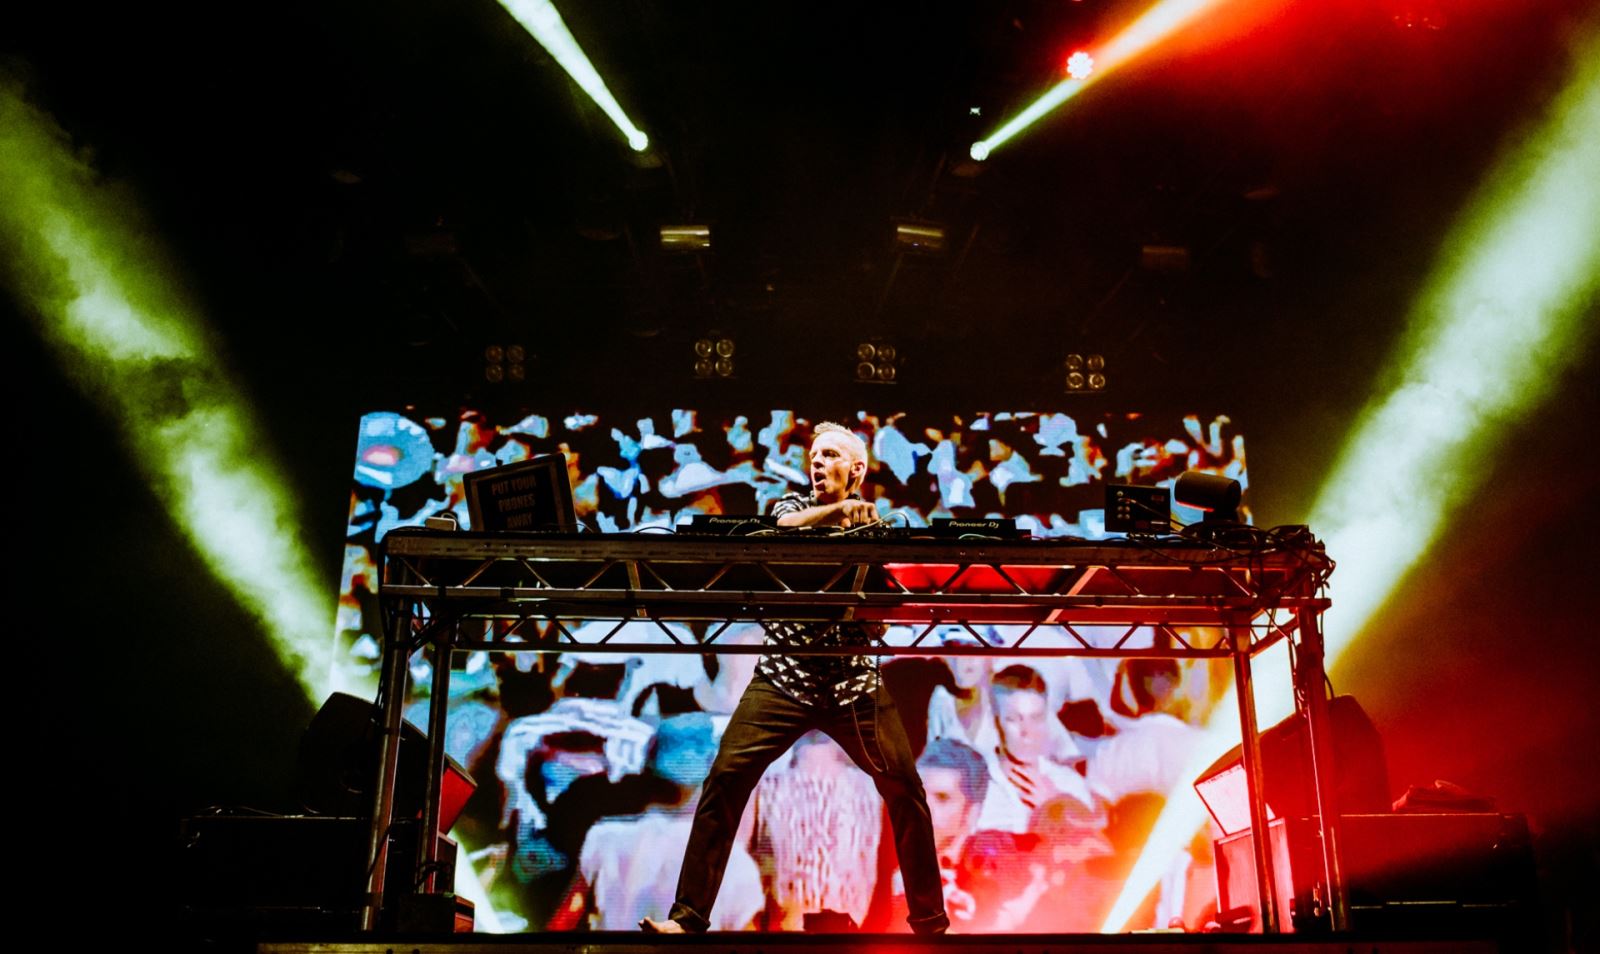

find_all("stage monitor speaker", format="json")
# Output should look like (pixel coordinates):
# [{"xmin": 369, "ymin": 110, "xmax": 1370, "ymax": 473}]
[
  {"xmin": 297, "ymin": 692, "xmax": 475, "ymax": 834},
  {"xmin": 1194, "ymin": 694, "xmax": 1389, "ymax": 836},
  {"xmin": 1215, "ymin": 813, "xmax": 1537, "ymax": 935}
]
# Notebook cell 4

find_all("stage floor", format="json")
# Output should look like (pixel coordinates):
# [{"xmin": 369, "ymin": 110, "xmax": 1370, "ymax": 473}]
[{"xmin": 256, "ymin": 933, "xmax": 1509, "ymax": 954}]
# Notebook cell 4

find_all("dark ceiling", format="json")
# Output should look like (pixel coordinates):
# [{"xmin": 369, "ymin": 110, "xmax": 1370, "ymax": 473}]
[{"xmin": 12, "ymin": 0, "xmax": 1594, "ymax": 413}]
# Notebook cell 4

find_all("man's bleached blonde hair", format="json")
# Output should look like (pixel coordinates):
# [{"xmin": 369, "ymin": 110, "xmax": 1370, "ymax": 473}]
[{"xmin": 812, "ymin": 421, "xmax": 868, "ymax": 464}]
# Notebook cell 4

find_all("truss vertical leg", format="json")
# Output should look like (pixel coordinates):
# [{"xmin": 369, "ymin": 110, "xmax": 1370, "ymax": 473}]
[
  {"xmin": 417, "ymin": 617, "xmax": 457, "ymax": 893},
  {"xmin": 362, "ymin": 599, "xmax": 414, "ymax": 931},
  {"xmin": 1230, "ymin": 622, "xmax": 1280, "ymax": 933},
  {"xmin": 1295, "ymin": 607, "xmax": 1350, "ymax": 931}
]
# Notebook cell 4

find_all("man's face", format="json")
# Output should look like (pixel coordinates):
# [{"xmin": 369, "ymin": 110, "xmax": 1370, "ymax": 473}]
[
  {"xmin": 994, "ymin": 688, "xmax": 1050, "ymax": 761},
  {"xmin": 950, "ymin": 655, "xmax": 992, "ymax": 691},
  {"xmin": 921, "ymin": 766, "xmax": 975, "ymax": 854},
  {"xmin": 808, "ymin": 431, "xmax": 863, "ymax": 503}
]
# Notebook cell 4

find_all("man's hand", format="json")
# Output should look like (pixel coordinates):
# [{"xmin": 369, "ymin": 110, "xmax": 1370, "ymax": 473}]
[
  {"xmin": 775, "ymin": 498, "xmax": 881, "ymax": 528},
  {"xmin": 836, "ymin": 499, "xmax": 880, "ymax": 527},
  {"xmin": 1002, "ymin": 760, "xmax": 1062, "ymax": 809}
]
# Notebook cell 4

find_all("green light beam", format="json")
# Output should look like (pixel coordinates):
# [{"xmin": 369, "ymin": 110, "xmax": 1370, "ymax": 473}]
[
  {"xmin": 1308, "ymin": 48, "xmax": 1600, "ymax": 652},
  {"xmin": 498, "ymin": 0, "xmax": 650, "ymax": 151},
  {"xmin": 971, "ymin": 79, "xmax": 1087, "ymax": 160},
  {"xmin": 972, "ymin": 0, "xmax": 1222, "ymax": 160},
  {"xmin": 1101, "ymin": 20, "xmax": 1600, "ymax": 931},
  {"xmin": 1, "ymin": 75, "xmax": 337, "ymax": 700}
]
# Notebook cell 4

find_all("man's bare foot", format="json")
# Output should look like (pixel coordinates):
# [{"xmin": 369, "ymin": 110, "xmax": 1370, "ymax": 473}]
[{"xmin": 639, "ymin": 918, "xmax": 685, "ymax": 933}]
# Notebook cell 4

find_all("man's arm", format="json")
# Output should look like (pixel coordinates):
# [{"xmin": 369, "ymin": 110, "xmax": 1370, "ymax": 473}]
[{"xmin": 775, "ymin": 498, "xmax": 880, "ymax": 528}]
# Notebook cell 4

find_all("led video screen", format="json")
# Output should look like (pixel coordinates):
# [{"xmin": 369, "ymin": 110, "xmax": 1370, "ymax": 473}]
[{"xmin": 338, "ymin": 408, "xmax": 1247, "ymax": 933}]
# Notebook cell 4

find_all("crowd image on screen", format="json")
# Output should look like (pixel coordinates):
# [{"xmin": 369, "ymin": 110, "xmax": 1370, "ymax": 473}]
[{"xmin": 339, "ymin": 407, "xmax": 1246, "ymax": 932}]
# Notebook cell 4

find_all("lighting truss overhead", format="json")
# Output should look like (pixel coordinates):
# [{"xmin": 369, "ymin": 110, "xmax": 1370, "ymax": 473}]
[
  {"xmin": 497, "ymin": 0, "xmax": 650, "ymax": 151},
  {"xmin": 1101, "ymin": 22, "xmax": 1600, "ymax": 932},
  {"xmin": 0, "ymin": 78, "xmax": 337, "ymax": 699}
]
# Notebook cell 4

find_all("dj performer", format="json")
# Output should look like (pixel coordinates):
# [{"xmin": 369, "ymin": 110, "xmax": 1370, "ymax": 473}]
[{"xmin": 642, "ymin": 422, "xmax": 948, "ymax": 935}]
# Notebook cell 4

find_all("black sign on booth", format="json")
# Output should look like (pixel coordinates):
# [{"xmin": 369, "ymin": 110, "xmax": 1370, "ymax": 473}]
[{"xmin": 464, "ymin": 452, "xmax": 577, "ymax": 533}]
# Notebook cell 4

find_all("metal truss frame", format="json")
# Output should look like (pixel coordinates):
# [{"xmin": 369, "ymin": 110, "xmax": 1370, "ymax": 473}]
[{"xmin": 363, "ymin": 529, "xmax": 1348, "ymax": 935}]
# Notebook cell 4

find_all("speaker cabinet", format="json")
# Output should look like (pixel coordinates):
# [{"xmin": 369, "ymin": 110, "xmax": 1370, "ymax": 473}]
[
  {"xmin": 297, "ymin": 692, "xmax": 475, "ymax": 833},
  {"xmin": 1216, "ymin": 813, "xmax": 1538, "ymax": 935}
]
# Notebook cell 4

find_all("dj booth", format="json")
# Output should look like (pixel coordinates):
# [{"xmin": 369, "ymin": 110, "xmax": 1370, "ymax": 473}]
[{"xmin": 365, "ymin": 525, "xmax": 1346, "ymax": 934}]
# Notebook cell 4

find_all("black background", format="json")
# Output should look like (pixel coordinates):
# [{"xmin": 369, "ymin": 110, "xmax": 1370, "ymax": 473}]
[{"xmin": 7, "ymin": 0, "xmax": 1598, "ymax": 943}]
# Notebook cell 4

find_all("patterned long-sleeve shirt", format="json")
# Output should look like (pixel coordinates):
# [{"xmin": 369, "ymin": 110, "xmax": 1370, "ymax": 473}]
[{"xmin": 755, "ymin": 492, "xmax": 878, "ymax": 707}]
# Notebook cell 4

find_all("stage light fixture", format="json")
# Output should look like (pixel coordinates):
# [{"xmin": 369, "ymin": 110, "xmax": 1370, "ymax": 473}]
[
  {"xmin": 855, "ymin": 342, "xmax": 876, "ymax": 381},
  {"xmin": 1066, "ymin": 50, "xmax": 1095, "ymax": 80},
  {"xmin": 0, "ymin": 81, "xmax": 336, "ymax": 699},
  {"xmin": 892, "ymin": 221, "xmax": 947, "ymax": 253},
  {"xmin": 1140, "ymin": 243, "xmax": 1191, "ymax": 274},
  {"xmin": 483, "ymin": 343, "xmax": 526, "ymax": 384},
  {"xmin": 660, "ymin": 224, "xmax": 712, "ymax": 252},
  {"xmin": 1086, "ymin": 354, "xmax": 1107, "ymax": 390},
  {"xmin": 1102, "ymin": 25, "xmax": 1600, "ymax": 933},
  {"xmin": 496, "ymin": 0, "xmax": 651, "ymax": 152},
  {"xmin": 1386, "ymin": 0, "xmax": 1449, "ymax": 31},
  {"xmin": 1065, "ymin": 353, "xmax": 1107, "ymax": 392},
  {"xmin": 854, "ymin": 340, "xmax": 900, "ymax": 384},
  {"xmin": 693, "ymin": 335, "xmax": 735, "ymax": 378},
  {"xmin": 1174, "ymin": 470, "xmax": 1242, "ymax": 522}
]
